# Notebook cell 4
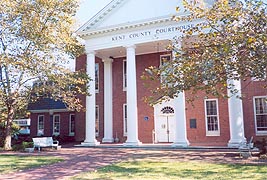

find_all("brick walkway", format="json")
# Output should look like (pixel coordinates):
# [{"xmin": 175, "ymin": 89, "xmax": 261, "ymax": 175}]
[{"xmin": 1, "ymin": 146, "xmax": 266, "ymax": 180}]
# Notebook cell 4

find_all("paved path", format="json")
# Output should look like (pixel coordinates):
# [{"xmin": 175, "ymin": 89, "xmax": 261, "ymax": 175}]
[{"xmin": 0, "ymin": 147, "xmax": 266, "ymax": 180}]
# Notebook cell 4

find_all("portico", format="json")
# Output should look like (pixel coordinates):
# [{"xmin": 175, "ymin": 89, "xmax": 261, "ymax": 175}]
[{"xmin": 76, "ymin": 0, "xmax": 246, "ymax": 147}]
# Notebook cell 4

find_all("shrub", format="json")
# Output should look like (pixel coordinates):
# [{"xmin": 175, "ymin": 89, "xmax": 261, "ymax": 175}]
[
  {"xmin": 12, "ymin": 141, "xmax": 33, "ymax": 151},
  {"xmin": 22, "ymin": 141, "xmax": 34, "ymax": 148}
]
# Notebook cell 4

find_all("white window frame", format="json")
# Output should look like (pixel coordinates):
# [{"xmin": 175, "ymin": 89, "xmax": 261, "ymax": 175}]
[
  {"xmin": 95, "ymin": 105, "xmax": 99, "ymax": 137},
  {"xmin": 69, "ymin": 114, "xmax": 75, "ymax": 136},
  {"xmin": 123, "ymin": 59, "xmax": 127, "ymax": 91},
  {"xmin": 95, "ymin": 63, "xmax": 99, "ymax": 93},
  {"xmin": 204, "ymin": 99, "xmax": 220, "ymax": 136},
  {"xmin": 159, "ymin": 54, "xmax": 171, "ymax": 84},
  {"xmin": 37, "ymin": 115, "xmax": 44, "ymax": 136},
  {"xmin": 160, "ymin": 54, "xmax": 171, "ymax": 67},
  {"xmin": 53, "ymin": 114, "xmax": 60, "ymax": 135},
  {"xmin": 253, "ymin": 96, "xmax": 267, "ymax": 135},
  {"xmin": 123, "ymin": 104, "xmax": 127, "ymax": 136}
]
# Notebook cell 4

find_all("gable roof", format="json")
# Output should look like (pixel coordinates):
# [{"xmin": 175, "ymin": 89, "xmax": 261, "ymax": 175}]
[
  {"xmin": 76, "ymin": 0, "xmax": 185, "ymax": 37},
  {"xmin": 28, "ymin": 98, "xmax": 67, "ymax": 111}
]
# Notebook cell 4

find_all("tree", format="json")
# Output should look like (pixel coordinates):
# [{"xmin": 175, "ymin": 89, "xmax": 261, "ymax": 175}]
[
  {"xmin": 144, "ymin": 0, "xmax": 267, "ymax": 104},
  {"xmin": 0, "ymin": 0, "xmax": 90, "ymax": 150}
]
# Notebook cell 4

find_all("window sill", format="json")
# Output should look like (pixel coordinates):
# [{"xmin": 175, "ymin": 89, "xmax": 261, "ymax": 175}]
[
  {"xmin": 256, "ymin": 132, "xmax": 267, "ymax": 136},
  {"xmin": 206, "ymin": 132, "xmax": 220, "ymax": 136}
]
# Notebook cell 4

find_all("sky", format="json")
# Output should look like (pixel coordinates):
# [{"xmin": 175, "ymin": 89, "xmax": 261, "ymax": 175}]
[
  {"xmin": 65, "ymin": 1, "xmax": 112, "ymax": 70},
  {"xmin": 76, "ymin": 0, "xmax": 112, "ymax": 27}
]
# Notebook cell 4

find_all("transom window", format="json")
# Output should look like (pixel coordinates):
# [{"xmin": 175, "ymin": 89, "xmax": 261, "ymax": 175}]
[
  {"xmin": 37, "ymin": 115, "xmax": 44, "ymax": 136},
  {"xmin": 53, "ymin": 115, "xmax": 60, "ymax": 135},
  {"xmin": 204, "ymin": 99, "xmax": 220, "ymax": 136},
  {"xmin": 254, "ymin": 97, "xmax": 267, "ymax": 134},
  {"xmin": 161, "ymin": 106, "xmax": 174, "ymax": 114}
]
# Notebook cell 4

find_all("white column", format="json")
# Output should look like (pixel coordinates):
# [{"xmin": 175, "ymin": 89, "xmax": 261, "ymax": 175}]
[
  {"xmin": 227, "ymin": 79, "xmax": 246, "ymax": 148},
  {"xmin": 172, "ymin": 92, "xmax": 190, "ymax": 147},
  {"xmin": 81, "ymin": 50, "xmax": 100, "ymax": 146},
  {"xmin": 124, "ymin": 45, "xmax": 141, "ymax": 146},
  {"xmin": 172, "ymin": 39, "xmax": 189, "ymax": 147},
  {"xmin": 102, "ymin": 58, "xmax": 114, "ymax": 143}
]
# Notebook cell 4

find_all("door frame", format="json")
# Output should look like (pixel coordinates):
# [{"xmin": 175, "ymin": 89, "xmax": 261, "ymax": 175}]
[{"xmin": 153, "ymin": 99, "xmax": 176, "ymax": 143}]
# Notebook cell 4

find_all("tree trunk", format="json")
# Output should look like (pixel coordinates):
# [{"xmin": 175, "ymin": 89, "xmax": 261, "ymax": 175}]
[{"xmin": 3, "ymin": 106, "xmax": 14, "ymax": 150}]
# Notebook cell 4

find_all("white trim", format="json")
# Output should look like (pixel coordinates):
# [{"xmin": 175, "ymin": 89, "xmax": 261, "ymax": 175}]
[
  {"xmin": 29, "ymin": 109, "xmax": 72, "ymax": 113},
  {"xmin": 69, "ymin": 114, "xmax": 75, "ymax": 136},
  {"xmin": 37, "ymin": 115, "xmax": 44, "ymax": 136},
  {"xmin": 123, "ymin": 59, "xmax": 127, "ymax": 91},
  {"xmin": 253, "ymin": 96, "xmax": 267, "ymax": 135},
  {"xmin": 95, "ymin": 105, "xmax": 100, "ymax": 137},
  {"xmin": 77, "ymin": 13, "xmax": 188, "ymax": 37},
  {"xmin": 204, "ymin": 99, "xmax": 220, "ymax": 136},
  {"xmin": 77, "ymin": 0, "xmax": 126, "ymax": 33},
  {"xmin": 95, "ymin": 63, "xmax": 99, "ymax": 93},
  {"xmin": 123, "ymin": 103, "xmax": 127, "ymax": 136},
  {"xmin": 53, "ymin": 114, "xmax": 60, "ymax": 136}
]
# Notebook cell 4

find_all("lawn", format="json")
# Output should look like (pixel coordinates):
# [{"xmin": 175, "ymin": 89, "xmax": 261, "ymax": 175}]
[
  {"xmin": 71, "ymin": 160, "xmax": 267, "ymax": 180},
  {"xmin": 0, "ymin": 154, "xmax": 63, "ymax": 174}
]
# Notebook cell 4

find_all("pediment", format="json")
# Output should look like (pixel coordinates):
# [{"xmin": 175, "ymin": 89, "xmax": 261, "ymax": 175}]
[{"xmin": 77, "ymin": 0, "xmax": 185, "ymax": 35}]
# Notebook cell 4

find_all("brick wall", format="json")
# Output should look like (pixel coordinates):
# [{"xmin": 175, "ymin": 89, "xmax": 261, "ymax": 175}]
[
  {"xmin": 242, "ymin": 80, "xmax": 267, "ymax": 142},
  {"xmin": 73, "ymin": 52, "xmax": 265, "ymax": 145},
  {"xmin": 112, "ymin": 56, "xmax": 126, "ymax": 142},
  {"xmin": 75, "ymin": 55, "xmax": 104, "ymax": 142},
  {"xmin": 30, "ymin": 112, "xmax": 74, "ymax": 138},
  {"xmin": 96, "ymin": 57, "xmax": 104, "ymax": 142},
  {"xmin": 75, "ymin": 54, "xmax": 86, "ymax": 142},
  {"xmin": 185, "ymin": 90, "xmax": 230, "ymax": 146}
]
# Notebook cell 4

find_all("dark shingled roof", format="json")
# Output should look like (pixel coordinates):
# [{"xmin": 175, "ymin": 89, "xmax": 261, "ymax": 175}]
[{"xmin": 28, "ymin": 98, "xmax": 67, "ymax": 110}]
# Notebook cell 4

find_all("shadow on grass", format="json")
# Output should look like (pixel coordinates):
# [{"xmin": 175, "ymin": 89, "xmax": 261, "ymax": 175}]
[
  {"xmin": 0, "ymin": 154, "xmax": 63, "ymax": 174},
  {"xmin": 72, "ymin": 160, "xmax": 267, "ymax": 180}
]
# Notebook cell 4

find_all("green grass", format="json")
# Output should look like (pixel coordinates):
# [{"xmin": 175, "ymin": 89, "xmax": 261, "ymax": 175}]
[
  {"xmin": 0, "ymin": 154, "xmax": 63, "ymax": 174},
  {"xmin": 71, "ymin": 160, "xmax": 267, "ymax": 180}
]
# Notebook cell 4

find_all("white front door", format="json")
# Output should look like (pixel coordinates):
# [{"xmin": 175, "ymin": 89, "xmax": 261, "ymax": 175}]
[
  {"xmin": 154, "ymin": 103, "xmax": 176, "ymax": 143},
  {"xmin": 156, "ymin": 114, "xmax": 175, "ymax": 142}
]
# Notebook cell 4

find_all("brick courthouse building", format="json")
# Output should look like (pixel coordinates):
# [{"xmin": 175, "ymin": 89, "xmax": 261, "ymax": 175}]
[{"xmin": 29, "ymin": 0, "xmax": 267, "ymax": 147}]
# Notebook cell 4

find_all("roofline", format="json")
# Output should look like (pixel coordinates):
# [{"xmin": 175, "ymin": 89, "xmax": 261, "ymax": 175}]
[
  {"xmin": 76, "ymin": 0, "xmax": 127, "ymax": 33},
  {"xmin": 29, "ymin": 109, "xmax": 74, "ymax": 113},
  {"xmin": 77, "ymin": 12, "xmax": 190, "ymax": 38}
]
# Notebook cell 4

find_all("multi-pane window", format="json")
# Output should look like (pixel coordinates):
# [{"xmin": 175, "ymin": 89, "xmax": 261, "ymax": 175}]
[
  {"xmin": 53, "ymin": 115, "xmax": 60, "ymax": 135},
  {"xmin": 160, "ymin": 54, "xmax": 171, "ymax": 67},
  {"xmin": 69, "ymin": 114, "xmax": 75, "ymax": 136},
  {"xmin": 37, "ymin": 115, "xmax": 44, "ymax": 136},
  {"xmin": 254, "ymin": 97, "xmax": 267, "ymax": 134},
  {"xmin": 96, "ymin": 105, "xmax": 99, "ymax": 137},
  {"xmin": 123, "ymin": 60, "xmax": 127, "ymax": 90},
  {"xmin": 95, "ymin": 63, "xmax": 99, "ymax": 92},
  {"xmin": 205, "ymin": 99, "xmax": 220, "ymax": 136},
  {"xmin": 123, "ymin": 104, "xmax": 127, "ymax": 136},
  {"xmin": 160, "ymin": 54, "xmax": 171, "ymax": 84}
]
